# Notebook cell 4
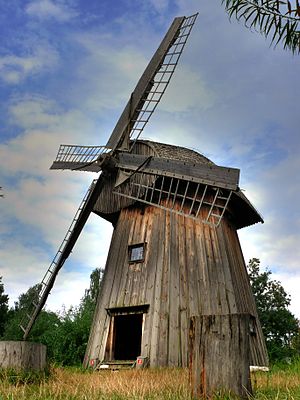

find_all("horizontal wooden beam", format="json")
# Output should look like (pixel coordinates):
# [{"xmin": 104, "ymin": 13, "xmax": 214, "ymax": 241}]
[
  {"xmin": 116, "ymin": 153, "xmax": 240, "ymax": 191},
  {"xmin": 50, "ymin": 161, "xmax": 101, "ymax": 172}
]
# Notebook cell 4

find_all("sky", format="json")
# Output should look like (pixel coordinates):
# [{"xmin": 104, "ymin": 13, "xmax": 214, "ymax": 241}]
[{"xmin": 0, "ymin": 0, "xmax": 299, "ymax": 320}]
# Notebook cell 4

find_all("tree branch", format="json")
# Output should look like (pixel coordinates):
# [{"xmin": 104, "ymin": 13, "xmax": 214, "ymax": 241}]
[{"xmin": 222, "ymin": 0, "xmax": 300, "ymax": 53}]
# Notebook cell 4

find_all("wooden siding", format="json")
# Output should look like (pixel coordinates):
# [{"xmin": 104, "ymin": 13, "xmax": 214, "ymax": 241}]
[{"xmin": 84, "ymin": 201, "xmax": 268, "ymax": 368}]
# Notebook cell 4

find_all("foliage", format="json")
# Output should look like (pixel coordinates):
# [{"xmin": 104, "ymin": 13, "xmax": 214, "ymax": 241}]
[
  {"xmin": 247, "ymin": 258, "xmax": 299, "ymax": 361},
  {"xmin": 0, "ymin": 276, "xmax": 9, "ymax": 337},
  {"xmin": 2, "ymin": 268, "xmax": 104, "ymax": 366},
  {"xmin": 49, "ymin": 267, "xmax": 104, "ymax": 365},
  {"xmin": 222, "ymin": 0, "xmax": 300, "ymax": 53},
  {"xmin": 80, "ymin": 267, "xmax": 104, "ymax": 318},
  {"xmin": 47, "ymin": 306, "xmax": 90, "ymax": 365}
]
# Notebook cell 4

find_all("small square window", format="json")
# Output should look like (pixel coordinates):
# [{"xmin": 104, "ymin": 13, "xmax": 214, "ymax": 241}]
[{"xmin": 128, "ymin": 244, "xmax": 145, "ymax": 262}]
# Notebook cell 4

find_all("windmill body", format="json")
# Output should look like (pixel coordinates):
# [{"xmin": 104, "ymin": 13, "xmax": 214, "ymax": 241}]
[
  {"xmin": 84, "ymin": 141, "xmax": 268, "ymax": 367},
  {"xmin": 19, "ymin": 14, "xmax": 268, "ymax": 370}
]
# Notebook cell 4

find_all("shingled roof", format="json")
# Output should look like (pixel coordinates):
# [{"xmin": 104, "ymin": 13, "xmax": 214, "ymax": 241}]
[{"xmin": 138, "ymin": 140, "xmax": 214, "ymax": 165}]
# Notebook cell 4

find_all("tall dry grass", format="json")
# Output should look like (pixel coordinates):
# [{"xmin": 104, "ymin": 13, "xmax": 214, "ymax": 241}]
[
  {"xmin": 0, "ymin": 361, "xmax": 300, "ymax": 399},
  {"xmin": 0, "ymin": 368, "xmax": 190, "ymax": 399}
]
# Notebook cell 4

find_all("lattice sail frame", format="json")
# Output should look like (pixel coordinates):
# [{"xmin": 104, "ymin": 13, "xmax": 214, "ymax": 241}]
[
  {"xmin": 113, "ymin": 171, "xmax": 233, "ymax": 228},
  {"xmin": 127, "ymin": 13, "xmax": 198, "ymax": 149},
  {"xmin": 51, "ymin": 144, "xmax": 109, "ymax": 171},
  {"xmin": 51, "ymin": 14, "xmax": 198, "ymax": 171}
]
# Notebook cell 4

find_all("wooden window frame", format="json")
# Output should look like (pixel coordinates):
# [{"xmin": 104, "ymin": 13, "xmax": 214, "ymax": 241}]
[{"xmin": 128, "ymin": 243, "xmax": 146, "ymax": 263}]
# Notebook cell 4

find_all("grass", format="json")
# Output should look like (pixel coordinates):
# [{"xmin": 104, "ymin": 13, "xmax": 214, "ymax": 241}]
[{"xmin": 0, "ymin": 360, "xmax": 299, "ymax": 399}]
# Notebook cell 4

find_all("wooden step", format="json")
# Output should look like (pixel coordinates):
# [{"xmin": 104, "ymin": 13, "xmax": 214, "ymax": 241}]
[{"xmin": 96, "ymin": 360, "xmax": 136, "ymax": 370}]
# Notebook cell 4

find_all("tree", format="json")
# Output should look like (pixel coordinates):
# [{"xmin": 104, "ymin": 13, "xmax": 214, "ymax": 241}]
[
  {"xmin": 0, "ymin": 277, "xmax": 9, "ymax": 337},
  {"xmin": 222, "ymin": 1, "xmax": 300, "ymax": 53},
  {"xmin": 247, "ymin": 258, "xmax": 299, "ymax": 360},
  {"xmin": 80, "ymin": 268, "xmax": 104, "ymax": 315},
  {"xmin": 2, "ymin": 284, "xmax": 61, "ymax": 361},
  {"xmin": 48, "ymin": 268, "xmax": 104, "ymax": 365}
]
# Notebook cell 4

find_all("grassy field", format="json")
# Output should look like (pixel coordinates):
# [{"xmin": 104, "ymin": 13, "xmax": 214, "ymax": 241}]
[{"xmin": 0, "ymin": 360, "xmax": 299, "ymax": 399}]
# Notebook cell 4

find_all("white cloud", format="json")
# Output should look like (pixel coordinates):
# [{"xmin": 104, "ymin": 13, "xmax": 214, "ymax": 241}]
[
  {"xmin": 73, "ymin": 33, "xmax": 150, "ymax": 113},
  {"xmin": 272, "ymin": 272, "xmax": 300, "ymax": 319},
  {"xmin": 161, "ymin": 66, "xmax": 216, "ymax": 113},
  {"xmin": 26, "ymin": 0, "xmax": 78, "ymax": 22},
  {"xmin": 0, "ymin": 46, "xmax": 59, "ymax": 84},
  {"xmin": 0, "ymin": 95, "xmax": 100, "ymax": 176},
  {"xmin": 0, "ymin": 241, "xmax": 50, "ymax": 307},
  {"xmin": 149, "ymin": 0, "xmax": 170, "ymax": 13}
]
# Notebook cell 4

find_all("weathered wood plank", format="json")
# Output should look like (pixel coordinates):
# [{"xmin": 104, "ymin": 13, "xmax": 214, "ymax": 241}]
[
  {"xmin": 178, "ymin": 215, "xmax": 189, "ymax": 367},
  {"xmin": 168, "ymin": 210, "xmax": 180, "ymax": 366},
  {"xmin": 149, "ymin": 208, "xmax": 166, "ymax": 366},
  {"xmin": 157, "ymin": 209, "xmax": 170, "ymax": 366},
  {"xmin": 189, "ymin": 314, "xmax": 252, "ymax": 399},
  {"xmin": 142, "ymin": 207, "xmax": 161, "ymax": 360},
  {"xmin": 0, "ymin": 341, "xmax": 46, "ymax": 371}
]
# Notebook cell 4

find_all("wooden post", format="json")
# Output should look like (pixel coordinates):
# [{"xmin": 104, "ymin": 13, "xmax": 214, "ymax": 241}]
[
  {"xmin": 189, "ymin": 314, "xmax": 252, "ymax": 399},
  {"xmin": 0, "ymin": 341, "xmax": 47, "ymax": 371}
]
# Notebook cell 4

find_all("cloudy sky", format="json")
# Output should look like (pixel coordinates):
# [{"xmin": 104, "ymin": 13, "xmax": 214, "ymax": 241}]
[{"xmin": 0, "ymin": 0, "xmax": 299, "ymax": 320}]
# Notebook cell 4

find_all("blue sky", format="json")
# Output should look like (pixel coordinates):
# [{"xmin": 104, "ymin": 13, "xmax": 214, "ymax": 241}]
[{"xmin": 0, "ymin": 0, "xmax": 299, "ymax": 319}]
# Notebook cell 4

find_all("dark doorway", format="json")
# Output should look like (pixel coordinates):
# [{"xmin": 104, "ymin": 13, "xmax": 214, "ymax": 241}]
[{"xmin": 113, "ymin": 313, "xmax": 143, "ymax": 360}]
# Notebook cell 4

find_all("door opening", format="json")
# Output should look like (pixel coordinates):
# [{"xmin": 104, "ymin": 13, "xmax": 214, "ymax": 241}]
[{"xmin": 113, "ymin": 313, "xmax": 143, "ymax": 360}]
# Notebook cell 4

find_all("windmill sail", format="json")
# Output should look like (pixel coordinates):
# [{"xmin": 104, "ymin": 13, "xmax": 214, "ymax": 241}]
[
  {"xmin": 20, "ymin": 178, "xmax": 104, "ymax": 340},
  {"xmin": 50, "ymin": 144, "xmax": 108, "ymax": 172},
  {"xmin": 106, "ymin": 13, "xmax": 198, "ymax": 152}
]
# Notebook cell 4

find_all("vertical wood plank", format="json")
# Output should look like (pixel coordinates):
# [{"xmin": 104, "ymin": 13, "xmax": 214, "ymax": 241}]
[{"xmin": 189, "ymin": 314, "xmax": 252, "ymax": 399}]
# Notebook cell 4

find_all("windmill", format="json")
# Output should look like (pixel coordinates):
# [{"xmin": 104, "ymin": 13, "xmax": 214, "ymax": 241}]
[{"xmin": 20, "ymin": 13, "xmax": 268, "ymax": 369}]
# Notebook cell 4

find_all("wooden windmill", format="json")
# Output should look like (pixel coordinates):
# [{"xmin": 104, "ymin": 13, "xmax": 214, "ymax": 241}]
[{"xmin": 20, "ymin": 14, "xmax": 268, "ymax": 369}]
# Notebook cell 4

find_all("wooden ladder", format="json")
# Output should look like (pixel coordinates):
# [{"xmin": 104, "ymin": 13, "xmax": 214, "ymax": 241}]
[{"xmin": 19, "ymin": 179, "xmax": 97, "ymax": 338}]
